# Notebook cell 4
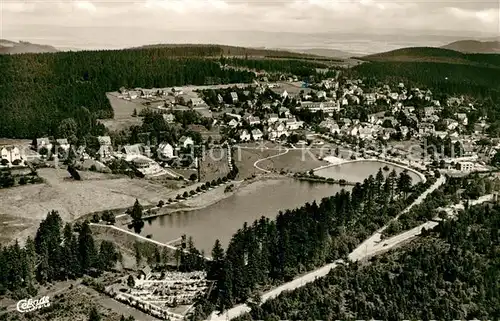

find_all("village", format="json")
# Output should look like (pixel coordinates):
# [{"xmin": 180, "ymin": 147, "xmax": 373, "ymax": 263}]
[
  {"xmin": 1, "ymin": 72, "xmax": 498, "ymax": 179},
  {"xmin": 1, "ymin": 70, "xmax": 500, "ymax": 320}
]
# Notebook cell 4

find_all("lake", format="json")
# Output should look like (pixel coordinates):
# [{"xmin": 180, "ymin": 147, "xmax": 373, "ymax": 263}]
[{"xmin": 139, "ymin": 161, "xmax": 423, "ymax": 254}]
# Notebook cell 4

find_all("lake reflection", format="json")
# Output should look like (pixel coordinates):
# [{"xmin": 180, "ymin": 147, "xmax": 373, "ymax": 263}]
[
  {"xmin": 139, "ymin": 161, "xmax": 422, "ymax": 254},
  {"xmin": 140, "ymin": 179, "xmax": 347, "ymax": 254}
]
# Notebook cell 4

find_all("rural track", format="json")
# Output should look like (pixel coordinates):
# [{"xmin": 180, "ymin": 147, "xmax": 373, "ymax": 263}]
[
  {"xmin": 208, "ymin": 174, "xmax": 447, "ymax": 321},
  {"xmin": 253, "ymin": 148, "xmax": 289, "ymax": 173}
]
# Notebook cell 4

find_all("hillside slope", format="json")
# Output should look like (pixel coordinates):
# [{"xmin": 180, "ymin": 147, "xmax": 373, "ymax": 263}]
[
  {"xmin": 0, "ymin": 39, "xmax": 58, "ymax": 54},
  {"xmin": 347, "ymin": 47, "xmax": 500, "ymax": 98},
  {"xmin": 441, "ymin": 40, "xmax": 500, "ymax": 53},
  {"xmin": 133, "ymin": 43, "xmax": 319, "ymax": 57},
  {"xmin": 360, "ymin": 47, "xmax": 500, "ymax": 68},
  {"xmin": 0, "ymin": 45, "xmax": 328, "ymax": 139}
]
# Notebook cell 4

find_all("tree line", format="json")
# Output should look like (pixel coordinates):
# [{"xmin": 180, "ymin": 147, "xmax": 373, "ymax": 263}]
[
  {"xmin": 0, "ymin": 48, "xmax": 256, "ymax": 139},
  {"xmin": 190, "ymin": 169, "xmax": 434, "ymax": 318},
  {"xmin": 0, "ymin": 211, "xmax": 119, "ymax": 299},
  {"xmin": 235, "ymin": 202, "xmax": 500, "ymax": 320}
]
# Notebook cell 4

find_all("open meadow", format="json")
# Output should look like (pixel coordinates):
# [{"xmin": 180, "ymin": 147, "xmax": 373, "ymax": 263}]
[{"xmin": 0, "ymin": 168, "xmax": 176, "ymax": 245}]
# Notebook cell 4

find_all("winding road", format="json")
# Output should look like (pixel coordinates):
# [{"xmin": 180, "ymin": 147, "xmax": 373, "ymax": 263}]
[
  {"xmin": 252, "ymin": 147, "xmax": 289, "ymax": 173},
  {"xmin": 209, "ymin": 174, "xmax": 447, "ymax": 321}
]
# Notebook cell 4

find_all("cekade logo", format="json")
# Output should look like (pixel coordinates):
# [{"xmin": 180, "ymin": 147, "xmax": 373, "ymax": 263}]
[{"xmin": 16, "ymin": 296, "xmax": 50, "ymax": 313}]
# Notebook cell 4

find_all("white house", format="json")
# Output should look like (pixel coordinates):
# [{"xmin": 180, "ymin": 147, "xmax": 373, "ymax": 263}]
[
  {"xmin": 230, "ymin": 92, "xmax": 239, "ymax": 103},
  {"xmin": 158, "ymin": 142, "xmax": 174, "ymax": 159},
  {"xmin": 330, "ymin": 123, "xmax": 340, "ymax": 134},
  {"xmin": 228, "ymin": 119, "xmax": 239, "ymax": 128},
  {"xmin": 279, "ymin": 107, "xmax": 290, "ymax": 117},
  {"xmin": 179, "ymin": 136, "xmax": 194, "ymax": 149},
  {"xmin": 251, "ymin": 129, "xmax": 263, "ymax": 141},
  {"xmin": 365, "ymin": 93, "xmax": 376, "ymax": 105},
  {"xmin": 123, "ymin": 144, "xmax": 143, "ymax": 161},
  {"xmin": 163, "ymin": 113, "xmax": 176, "ymax": 123},
  {"xmin": 445, "ymin": 119, "xmax": 459, "ymax": 131},
  {"xmin": 457, "ymin": 161, "xmax": 474, "ymax": 172},
  {"xmin": 190, "ymin": 98, "xmax": 205, "ymax": 107},
  {"xmin": 284, "ymin": 118, "xmax": 304, "ymax": 131},
  {"xmin": 240, "ymin": 129, "xmax": 251, "ymax": 141},
  {"xmin": 319, "ymin": 119, "xmax": 337, "ymax": 130},
  {"xmin": 267, "ymin": 114, "xmax": 279, "ymax": 124},
  {"xmin": 456, "ymin": 113, "xmax": 468, "ymax": 126},
  {"xmin": 35, "ymin": 138, "xmax": 52, "ymax": 152},
  {"xmin": 268, "ymin": 122, "xmax": 289, "ymax": 141},
  {"xmin": 244, "ymin": 115, "xmax": 261, "ymax": 126},
  {"xmin": 97, "ymin": 136, "xmax": 113, "ymax": 160},
  {"xmin": 127, "ymin": 91, "xmax": 139, "ymax": 100},
  {"xmin": 56, "ymin": 139, "xmax": 70, "ymax": 152},
  {"xmin": 281, "ymin": 90, "xmax": 288, "ymax": 99},
  {"xmin": 316, "ymin": 91, "xmax": 327, "ymax": 99},
  {"xmin": 368, "ymin": 112, "xmax": 385, "ymax": 124},
  {"xmin": 424, "ymin": 107, "xmax": 435, "ymax": 117},
  {"xmin": 300, "ymin": 101, "xmax": 340, "ymax": 114},
  {"xmin": 0, "ymin": 146, "xmax": 22, "ymax": 165},
  {"xmin": 400, "ymin": 126, "xmax": 409, "ymax": 137}
]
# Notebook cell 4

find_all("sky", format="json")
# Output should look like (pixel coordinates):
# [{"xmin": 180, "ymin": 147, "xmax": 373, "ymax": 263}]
[{"xmin": 1, "ymin": 0, "xmax": 499, "ymax": 50}]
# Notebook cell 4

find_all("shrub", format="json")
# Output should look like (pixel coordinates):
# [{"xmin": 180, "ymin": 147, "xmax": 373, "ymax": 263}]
[{"xmin": 91, "ymin": 213, "xmax": 100, "ymax": 223}]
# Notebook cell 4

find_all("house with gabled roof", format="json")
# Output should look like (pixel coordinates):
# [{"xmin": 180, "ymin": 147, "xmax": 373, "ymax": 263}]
[
  {"xmin": 251, "ymin": 129, "xmax": 263, "ymax": 141},
  {"xmin": 228, "ymin": 119, "xmax": 239, "ymax": 128},
  {"xmin": 230, "ymin": 92, "xmax": 239, "ymax": 104},
  {"xmin": 179, "ymin": 136, "xmax": 194, "ymax": 149},
  {"xmin": 239, "ymin": 129, "xmax": 251, "ymax": 142}
]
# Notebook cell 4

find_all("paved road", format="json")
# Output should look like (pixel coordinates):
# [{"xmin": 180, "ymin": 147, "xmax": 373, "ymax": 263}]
[
  {"xmin": 349, "ymin": 175, "xmax": 446, "ymax": 259},
  {"xmin": 209, "ymin": 175, "xmax": 446, "ymax": 321}
]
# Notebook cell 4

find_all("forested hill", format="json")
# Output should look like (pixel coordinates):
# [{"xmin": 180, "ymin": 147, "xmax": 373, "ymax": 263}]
[
  {"xmin": 0, "ymin": 48, "xmax": 251, "ymax": 139},
  {"xmin": 131, "ymin": 44, "xmax": 330, "ymax": 59},
  {"xmin": 0, "ymin": 39, "xmax": 58, "ymax": 54},
  {"xmin": 360, "ymin": 47, "xmax": 500, "ymax": 68},
  {"xmin": 238, "ymin": 204, "xmax": 500, "ymax": 320},
  {"xmin": 346, "ymin": 47, "xmax": 500, "ymax": 101},
  {"xmin": 441, "ymin": 40, "xmax": 500, "ymax": 53},
  {"xmin": 0, "ymin": 44, "xmax": 336, "ymax": 139}
]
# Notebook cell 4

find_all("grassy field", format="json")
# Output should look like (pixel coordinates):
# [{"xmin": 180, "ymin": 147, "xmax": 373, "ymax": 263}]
[
  {"xmin": 257, "ymin": 148, "xmax": 328, "ymax": 173},
  {"xmin": 0, "ymin": 168, "xmax": 177, "ymax": 245},
  {"xmin": 233, "ymin": 143, "xmax": 329, "ymax": 178},
  {"xmin": 199, "ymin": 146, "xmax": 231, "ymax": 182},
  {"xmin": 100, "ymin": 92, "xmax": 147, "ymax": 132}
]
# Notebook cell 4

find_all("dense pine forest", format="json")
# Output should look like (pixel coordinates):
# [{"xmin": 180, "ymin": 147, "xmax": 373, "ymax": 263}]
[
  {"xmin": 347, "ymin": 60, "xmax": 500, "ymax": 97},
  {"xmin": 190, "ymin": 170, "xmax": 435, "ymax": 317},
  {"xmin": 0, "ymin": 47, "xmax": 261, "ymax": 138},
  {"xmin": 0, "ymin": 211, "xmax": 119, "ymax": 299},
  {"xmin": 235, "ymin": 203, "xmax": 500, "ymax": 320},
  {"xmin": 221, "ymin": 57, "xmax": 331, "ymax": 77}
]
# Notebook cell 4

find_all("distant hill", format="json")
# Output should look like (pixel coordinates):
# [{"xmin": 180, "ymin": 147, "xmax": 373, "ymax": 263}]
[
  {"xmin": 359, "ymin": 47, "xmax": 500, "ymax": 68},
  {"xmin": 130, "ymin": 43, "xmax": 337, "ymax": 61},
  {"xmin": 347, "ymin": 46, "xmax": 500, "ymax": 99},
  {"xmin": 441, "ymin": 40, "xmax": 500, "ymax": 53},
  {"xmin": 0, "ymin": 39, "xmax": 58, "ymax": 54},
  {"xmin": 272, "ymin": 48, "xmax": 354, "ymax": 59}
]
